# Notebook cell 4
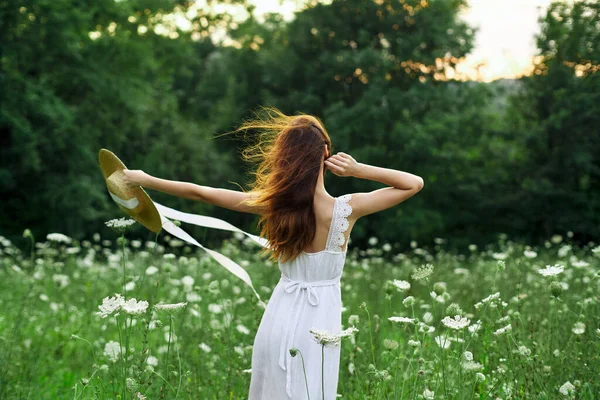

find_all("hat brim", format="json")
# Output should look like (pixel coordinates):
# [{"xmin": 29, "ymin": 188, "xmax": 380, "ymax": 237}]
[{"xmin": 99, "ymin": 148, "xmax": 163, "ymax": 233}]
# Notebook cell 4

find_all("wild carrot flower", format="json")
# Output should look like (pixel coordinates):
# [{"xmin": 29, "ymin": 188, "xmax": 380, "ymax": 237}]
[
  {"xmin": 559, "ymin": 381, "xmax": 575, "ymax": 396},
  {"xmin": 434, "ymin": 335, "xmax": 451, "ymax": 349},
  {"xmin": 493, "ymin": 324, "xmax": 512, "ymax": 336},
  {"xmin": 442, "ymin": 315, "xmax": 470, "ymax": 330},
  {"xmin": 538, "ymin": 264, "xmax": 564, "ymax": 277},
  {"xmin": 403, "ymin": 296, "xmax": 416, "ymax": 307},
  {"xmin": 462, "ymin": 360, "xmax": 483, "ymax": 371},
  {"xmin": 412, "ymin": 264, "xmax": 434, "ymax": 281},
  {"xmin": 383, "ymin": 339, "xmax": 399, "ymax": 350},
  {"xmin": 199, "ymin": 343, "xmax": 211, "ymax": 353},
  {"xmin": 145, "ymin": 266, "xmax": 158, "ymax": 275},
  {"xmin": 105, "ymin": 218, "xmax": 136, "ymax": 233},
  {"xmin": 121, "ymin": 298, "xmax": 149, "ymax": 315},
  {"xmin": 96, "ymin": 293, "xmax": 125, "ymax": 318},
  {"xmin": 154, "ymin": 302, "xmax": 187, "ymax": 314},
  {"xmin": 104, "ymin": 340, "xmax": 121, "ymax": 362},
  {"xmin": 572, "ymin": 322, "xmax": 585, "ymax": 335},
  {"xmin": 309, "ymin": 326, "xmax": 358, "ymax": 347},
  {"xmin": 47, "ymin": 233, "xmax": 72, "ymax": 244},
  {"xmin": 423, "ymin": 388, "xmax": 435, "ymax": 399},
  {"xmin": 392, "ymin": 279, "xmax": 411, "ymax": 291},
  {"xmin": 524, "ymin": 250, "xmax": 537, "ymax": 258},
  {"xmin": 388, "ymin": 316, "xmax": 416, "ymax": 324}
]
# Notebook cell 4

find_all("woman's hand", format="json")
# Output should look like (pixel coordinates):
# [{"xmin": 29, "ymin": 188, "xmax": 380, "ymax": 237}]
[
  {"xmin": 324, "ymin": 152, "xmax": 360, "ymax": 177},
  {"xmin": 122, "ymin": 169, "xmax": 149, "ymax": 187}
]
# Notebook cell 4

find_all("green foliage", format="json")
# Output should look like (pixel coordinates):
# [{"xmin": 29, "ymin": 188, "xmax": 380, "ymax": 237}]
[{"xmin": 1, "ymin": 0, "xmax": 599, "ymax": 251}]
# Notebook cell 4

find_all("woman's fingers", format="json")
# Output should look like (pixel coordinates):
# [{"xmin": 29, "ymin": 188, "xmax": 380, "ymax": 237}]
[
  {"xmin": 325, "ymin": 160, "xmax": 342, "ymax": 172},
  {"xmin": 327, "ymin": 156, "xmax": 347, "ymax": 167}
]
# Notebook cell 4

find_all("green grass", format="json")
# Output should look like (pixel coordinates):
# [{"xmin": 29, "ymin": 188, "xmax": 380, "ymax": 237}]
[{"xmin": 0, "ymin": 227, "xmax": 599, "ymax": 399}]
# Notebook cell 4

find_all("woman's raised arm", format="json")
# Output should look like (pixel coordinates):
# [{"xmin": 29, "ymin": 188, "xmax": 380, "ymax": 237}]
[{"xmin": 325, "ymin": 152, "xmax": 424, "ymax": 219}]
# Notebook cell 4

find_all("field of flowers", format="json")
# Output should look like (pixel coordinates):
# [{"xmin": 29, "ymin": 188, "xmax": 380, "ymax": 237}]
[{"xmin": 0, "ymin": 220, "xmax": 598, "ymax": 399}]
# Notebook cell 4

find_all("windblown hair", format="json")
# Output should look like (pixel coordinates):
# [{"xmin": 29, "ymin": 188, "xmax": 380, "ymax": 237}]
[{"xmin": 225, "ymin": 106, "xmax": 333, "ymax": 263}]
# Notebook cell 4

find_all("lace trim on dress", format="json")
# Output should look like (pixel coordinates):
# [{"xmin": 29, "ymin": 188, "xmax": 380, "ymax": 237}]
[{"xmin": 325, "ymin": 194, "xmax": 352, "ymax": 252}]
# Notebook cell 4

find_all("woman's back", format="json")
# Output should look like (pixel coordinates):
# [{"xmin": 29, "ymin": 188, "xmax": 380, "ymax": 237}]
[{"xmin": 248, "ymin": 194, "xmax": 353, "ymax": 399}]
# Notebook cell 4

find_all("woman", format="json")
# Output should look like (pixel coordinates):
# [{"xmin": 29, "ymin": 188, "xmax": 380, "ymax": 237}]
[{"xmin": 122, "ymin": 107, "xmax": 424, "ymax": 399}]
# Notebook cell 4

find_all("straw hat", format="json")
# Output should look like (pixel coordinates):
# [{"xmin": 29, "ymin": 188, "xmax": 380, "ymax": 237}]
[{"xmin": 98, "ymin": 148, "xmax": 163, "ymax": 233}]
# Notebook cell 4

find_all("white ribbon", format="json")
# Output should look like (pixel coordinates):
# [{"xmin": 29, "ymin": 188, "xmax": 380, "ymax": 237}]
[
  {"xmin": 109, "ymin": 191, "xmax": 139, "ymax": 209},
  {"xmin": 108, "ymin": 190, "xmax": 269, "ymax": 308}
]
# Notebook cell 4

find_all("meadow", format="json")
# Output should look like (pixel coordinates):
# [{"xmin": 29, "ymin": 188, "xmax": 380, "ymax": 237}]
[{"xmin": 0, "ymin": 220, "xmax": 598, "ymax": 399}]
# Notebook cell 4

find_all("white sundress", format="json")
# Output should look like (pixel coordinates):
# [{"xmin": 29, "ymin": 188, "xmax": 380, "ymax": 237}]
[{"xmin": 248, "ymin": 194, "xmax": 353, "ymax": 400}]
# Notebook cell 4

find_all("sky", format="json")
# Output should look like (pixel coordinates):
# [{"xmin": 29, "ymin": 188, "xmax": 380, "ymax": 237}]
[{"xmin": 189, "ymin": 0, "xmax": 560, "ymax": 82}]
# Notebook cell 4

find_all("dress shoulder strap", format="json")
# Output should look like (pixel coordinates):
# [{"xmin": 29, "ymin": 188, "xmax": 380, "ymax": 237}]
[{"xmin": 325, "ymin": 194, "xmax": 353, "ymax": 252}]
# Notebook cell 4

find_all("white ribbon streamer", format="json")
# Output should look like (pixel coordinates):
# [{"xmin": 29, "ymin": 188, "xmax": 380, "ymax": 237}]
[
  {"xmin": 108, "ymin": 190, "xmax": 269, "ymax": 308},
  {"xmin": 158, "ymin": 212, "xmax": 267, "ymax": 309},
  {"xmin": 154, "ymin": 202, "xmax": 270, "ymax": 249},
  {"xmin": 109, "ymin": 191, "xmax": 140, "ymax": 209}
]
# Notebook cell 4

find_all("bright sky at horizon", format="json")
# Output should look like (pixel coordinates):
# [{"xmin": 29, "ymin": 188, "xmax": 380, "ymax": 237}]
[{"xmin": 192, "ymin": 0, "xmax": 563, "ymax": 82}]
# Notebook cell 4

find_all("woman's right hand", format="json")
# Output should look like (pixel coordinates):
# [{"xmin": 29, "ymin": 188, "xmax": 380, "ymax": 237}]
[{"xmin": 324, "ymin": 152, "xmax": 361, "ymax": 177}]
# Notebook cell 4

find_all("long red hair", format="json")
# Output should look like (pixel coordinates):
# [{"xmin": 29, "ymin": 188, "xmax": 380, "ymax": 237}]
[{"xmin": 225, "ymin": 106, "xmax": 333, "ymax": 263}]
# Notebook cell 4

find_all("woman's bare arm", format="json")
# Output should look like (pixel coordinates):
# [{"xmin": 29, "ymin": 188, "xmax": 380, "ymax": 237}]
[
  {"xmin": 325, "ymin": 152, "xmax": 424, "ymax": 219},
  {"xmin": 124, "ymin": 170, "xmax": 262, "ymax": 215}
]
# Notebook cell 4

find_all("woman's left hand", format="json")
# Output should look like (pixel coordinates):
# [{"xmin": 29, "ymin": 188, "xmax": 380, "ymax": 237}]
[{"xmin": 122, "ymin": 169, "xmax": 148, "ymax": 187}]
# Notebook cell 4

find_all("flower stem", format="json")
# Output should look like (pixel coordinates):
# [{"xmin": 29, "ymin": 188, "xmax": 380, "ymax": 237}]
[
  {"xmin": 321, "ymin": 344, "xmax": 325, "ymax": 400},
  {"xmin": 296, "ymin": 349, "xmax": 311, "ymax": 400},
  {"xmin": 121, "ymin": 232, "xmax": 126, "ymax": 301}
]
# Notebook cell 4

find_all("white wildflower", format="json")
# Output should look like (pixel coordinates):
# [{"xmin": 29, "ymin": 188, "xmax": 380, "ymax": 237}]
[
  {"xmin": 422, "ymin": 311, "xmax": 433, "ymax": 324},
  {"xmin": 236, "ymin": 324, "xmax": 250, "ymax": 335},
  {"xmin": 462, "ymin": 360, "xmax": 484, "ymax": 371},
  {"xmin": 122, "ymin": 298, "xmax": 149, "ymax": 315},
  {"xmin": 146, "ymin": 355, "xmax": 158, "ymax": 366},
  {"xmin": 517, "ymin": 345, "xmax": 531, "ymax": 356},
  {"xmin": 199, "ymin": 343, "xmax": 211, "ymax": 353},
  {"xmin": 442, "ymin": 315, "xmax": 470, "ymax": 330},
  {"xmin": 493, "ymin": 324, "xmax": 512, "ymax": 336},
  {"xmin": 412, "ymin": 264, "xmax": 434, "ymax": 281},
  {"xmin": 47, "ymin": 233, "xmax": 72, "ymax": 244},
  {"xmin": 208, "ymin": 303, "xmax": 222, "ymax": 314},
  {"xmin": 145, "ymin": 266, "xmax": 158, "ymax": 275},
  {"xmin": 310, "ymin": 326, "xmax": 358, "ymax": 347},
  {"xmin": 538, "ymin": 264, "xmax": 564, "ymax": 277},
  {"xmin": 572, "ymin": 322, "xmax": 585, "ymax": 335},
  {"xmin": 154, "ymin": 302, "xmax": 187, "ymax": 314},
  {"xmin": 181, "ymin": 276, "xmax": 195, "ymax": 286},
  {"xmin": 434, "ymin": 335, "xmax": 451, "ymax": 349},
  {"xmin": 96, "ymin": 293, "xmax": 125, "ymax": 318},
  {"xmin": 571, "ymin": 260, "xmax": 589, "ymax": 268},
  {"xmin": 423, "ymin": 388, "xmax": 435, "ymax": 399},
  {"xmin": 104, "ymin": 340, "xmax": 121, "ymax": 362},
  {"xmin": 403, "ymin": 296, "xmax": 416, "ymax": 307},
  {"xmin": 524, "ymin": 250, "xmax": 537, "ymax": 258},
  {"xmin": 388, "ymin": 316, "xmax": 416, "ymax": 324},
  {"xmin": 392, "ymin": 280, "xmax": 411, "ymax": 291},
  {"xmin": 559, "ymin": 381, "xmax": 575, "ymax": 396},
  {"xmin": 383, "ymin": 339, "xmax": 399, "ymax": 350},
  {"xmin": 105, "ymin": 218, "xmax": 136, "ymax": 232}
]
